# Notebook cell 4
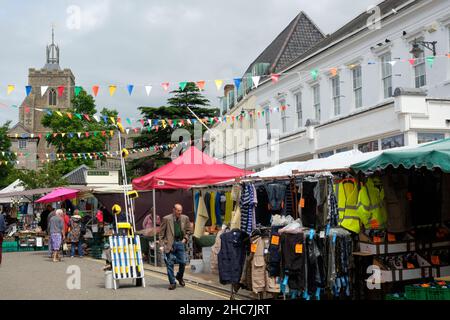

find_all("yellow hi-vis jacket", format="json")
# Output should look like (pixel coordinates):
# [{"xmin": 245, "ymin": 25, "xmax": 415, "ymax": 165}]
[
  {"xmin": 357, "ymin": 177, "xmax": 387, "ymax": 230},
  {"xmin": 335, "ymin": 179, "xmax": 361, "ymax": 233}
]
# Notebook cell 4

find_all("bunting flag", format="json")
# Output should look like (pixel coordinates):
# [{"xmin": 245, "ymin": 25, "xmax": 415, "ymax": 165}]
[
  {"xmin": 196, "ymin": 81, "xmax": 206, "ymax": 91},
  {"xmin": 330, "ymin": 68, "xmax": 338, "ymax": 77},
  {"xmin": 109, "ymin": 85, "xmax": 117, "ymax": 96},
  {"xmin": 61, "ymin": 133, "xmax": 66, "ymax": 138},
  {"xmin": 25, "ymin": 85, "xmax": 32, "ymax": 96},
  {"xmin": 214, "ymin": 80, "xmax": 223, "ymax": 91},
  {"xmin": 162, "ymin": 82, "xmax": 170, "ymax": 92},
  {"xmin": 41, "ymin": 86, "xmax": 48, "ymax": 96},
  {"xmin": 56, "ymin": 111, "xmax": 63, "ymax": 117},
  {"xmin": 389, "ymin": 61, "xmax": 397, "ymax": 67},
  {"xmin": 179, "ymin": 82, "xmax": 188, "ymax": 91},
  {"xmin": 252, "ymin": 76, "xmax": 260, "ymax": 88},
  {"xmin": 127, "ymin": 84, "xmax": 134, "ymax": 95},
  {"xmin": 7, "ymin": 85, "xmax": 15, "ymax": 95},
  {"xmin": 74, "ymin": 113, "xmax": 82, "ymax": 120},
  {"xmin": 92, "ymin": 85, "xmax": 99, "ymax": 97},
  {"xmin": 57, "ymin": 85, "xmax": 65, "ymax": 97},
  {"xmin": 102, "ymin": 116, "xmax": 108, "ymax": 124},
  {"xmin": 234, "ymin": 78, "xmax": 242, "ymax": 90},
  {"xmin": 25, "ymin": 107, "xmax": 30, "ymax": 113},
  {"xmin": 110, "ymin": 130, "xmax": 114, "ymax": 137},
  {"xmin": 84, "ymin": 114, "xmax": 91, "ymax": 121},
  {"xmin": 75, "ymin": 86, "xmax": 82, "ymax": 96},
  {"xmin": 145, "ymin": 85, "xmax": 152, "ymax": 96},
  {"xmin": 271, "ymin": 74, "xmax": 280, "ymax": 83},
  {"xmin": 110, "ymin": 117, "xmax": 116, "ymax": 125},
  {"xmin": 426, "ymin": 56, "xmax": 435, "ymax": 68},
  {"xmin": 126, "ymin": 128, "xmax": 130, "ymax": 134},
  {"xmin": 311, "ymin": 69, "xmax": 319, "ymax": 81},
  {"xmin": 408, "ymin": 59, "xmax": 416, "ymax": 66},
  {"xmin": 93, "ymin": 115, "xmax": 100, "ymax": 122}
]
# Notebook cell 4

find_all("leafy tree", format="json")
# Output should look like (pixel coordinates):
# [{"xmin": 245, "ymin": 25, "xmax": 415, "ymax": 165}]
[
  {"xmin": 0, "ymin": 121, "xmax": 16, "ymax": 188},
  {"xmin": 130, "ymin": 82, "xmax": 219, "ymax": 178},
  {"xmin": 9, "ymin": 166, "xmax": 68, "ymax": 189},
  {"xmin": 41, "ymin": 89, "xmax": 118, "ymax": 175}
]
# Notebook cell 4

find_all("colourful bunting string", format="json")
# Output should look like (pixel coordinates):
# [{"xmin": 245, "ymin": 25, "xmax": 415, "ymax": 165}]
[
  {"xmin": 127, "ymin": 84, "xmax": 134, "ymax": 96},
  {"xmin": 196, "ymin": 81, "xmax": 206, "ymax": 91}
]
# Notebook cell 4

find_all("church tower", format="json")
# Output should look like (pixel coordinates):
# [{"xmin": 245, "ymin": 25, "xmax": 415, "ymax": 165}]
[{"xmin": 10, "ymin": 29, "xmax": 76, "ymax": 169}]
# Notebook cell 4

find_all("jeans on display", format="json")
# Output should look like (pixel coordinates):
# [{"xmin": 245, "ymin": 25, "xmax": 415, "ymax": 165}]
[
  {"xmin": 267, "ymin": 226, "xmax": 283, "ymax": 277},
  {"xmin": 164, "ymin": 241, "xmax": 186, "ymax": 285},
  {"xmin": 70, "ymin": 240, "xmax": 84, "ymax": 257},
  {"xmin": 265, "ymin": 183, "xmax": 286, "ymax": 211}
]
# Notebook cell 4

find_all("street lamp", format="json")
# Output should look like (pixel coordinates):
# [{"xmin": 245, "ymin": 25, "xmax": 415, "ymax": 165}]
[{"xmin": 410, "ymin": 39, "xmax": 437, "ymax": 58}]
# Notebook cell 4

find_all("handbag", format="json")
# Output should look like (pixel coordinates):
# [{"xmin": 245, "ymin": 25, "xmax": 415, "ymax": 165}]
[{"xmin": 63, "ymin": 242, "xmax": 69, "ymax": 251}]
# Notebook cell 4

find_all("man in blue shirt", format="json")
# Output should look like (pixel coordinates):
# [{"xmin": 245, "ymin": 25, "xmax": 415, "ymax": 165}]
[{"xmin": 0, "ymin": 212, "xmax": 6, "ymax": 265}]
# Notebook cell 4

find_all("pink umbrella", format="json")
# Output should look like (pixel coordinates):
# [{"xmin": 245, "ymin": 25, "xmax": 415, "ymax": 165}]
[{"xmin": 36, "ymin": 187, "xmax": 80, "ymax": 203}]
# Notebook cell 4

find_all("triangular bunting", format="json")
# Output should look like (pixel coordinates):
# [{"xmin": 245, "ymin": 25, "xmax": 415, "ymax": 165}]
[
  {"xmin": 179, "ymin": 82, "xmax": 188, "ymax": 91},
  {"xmin": 196, "ymin": 81, "xmax": 206, "ymax": 91},
  {"xmin": 57, "ymin": 86, "xmax": 65, "ymax": 97},
  {"xmin": 92, "ymin": 85, "xmax": 99, "ymax": 96},
  {"xmin": 25, "ymin": 85, "xmax": 32, "ymax": 96},
  {"xmin": 145, "ymin": 85, "xmax": 152, "ymax": 96},
  {"xmin": 127, "ymin": 84, "xmax": 134, "ymax": 95},
  {"xmin": 233, "ymin": 78, "xmax": 242, "ymax": 90},
  {"xmin": 75, "ymin": 86, "xmax": 82, "ymax": 96},
  {"xmin": 7, "ymin": 85, "xmax": 15, "ymax": 95},
  {"xmin": 162, "ymin": 82, "xmax": 170, "ymax": 92},
  {"xmin": 271, "ymin": 74, "xmax": 280, "ymax": 83},
  {"xmin": 109, "ymin": 85, "xmax": 117, "ymax": 96},
  {"xmin": 41, "ymin": 86, "xmax": 48, "ymax": 96},
  {"xmin": 252, "ymin": 76, "xmax": 260, "ymax": 88},
  {"xmin": 215, "ymin": 80, "xmax": 223, "ymax": 91}
]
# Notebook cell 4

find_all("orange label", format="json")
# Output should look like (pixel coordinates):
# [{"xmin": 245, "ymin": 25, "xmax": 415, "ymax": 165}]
[
  {"xmin": 300, "ymin": 198, "xmax": 305, "ymax": 208},
  {"xmin": 271, "ymin": 235, "xmax": 280, "ymax": 246},
  {"xmin": 373, "ymin": 236, "xmax": 382, "ymax": 243},
  {"xmin": 431, "ymin": 256, "xmax": 441, "ymax": 265},
  {"xmin": 370, "ymin": 219, "xmax": 380, "ymax": 229},
  {"xmin": 251, "ymin": 243, "xmax": 257, "ymax": 253},
  {"xmin": 295, "ymin": 244, "xmax": 303, "ymax": 254},
  {"xmin": 388, "ymin": 234, "xmax": 396, "ymax": 242},
  {"xmin": 407, "ymin": 263, "xmax": 415, "ymax": 269}
]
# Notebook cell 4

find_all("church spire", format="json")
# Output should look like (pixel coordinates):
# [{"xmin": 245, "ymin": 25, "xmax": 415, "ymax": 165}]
[{"xmin": 44, "ymin": 26, "xmax": 60, "ymax": 70}]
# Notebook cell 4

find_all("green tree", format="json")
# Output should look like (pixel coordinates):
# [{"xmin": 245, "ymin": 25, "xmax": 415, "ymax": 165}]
[
  {"xmin": 9, "ymin": 166, "xmax": 68, "ymax": 189},
  {"xmin": 41, "ymin": 89, "xmax": 118, "ymax": 175},
  {"xmin": 130, "ymin": 82, "xmax": 219, "ymax": 178},
  {"xmin": 0, "ymin": 121, "xmax": 16, "ymax": 188}
]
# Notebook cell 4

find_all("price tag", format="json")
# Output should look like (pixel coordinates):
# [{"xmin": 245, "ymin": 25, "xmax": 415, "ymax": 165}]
[
  {"xmin": 373, "ymin": 236, "xmax": 382, "ymax": 243},
  {"xmin": 295, "ymin": 244, "xmax": 303, "ymax": 254},
  {"xmin": 319, "ymin": 231, "xmax": 325, "ymax": 239},
  {"xmin": 251, "ymin": 243, "xmax": 257, "ymax": 253},
  {"xmin": 370, "ymin": 219, "xmax": 380, "ymax": 229},
  {"xmin": 271, "ymin": 235, "xmax": 280, "ymax": 245},
  {"xmin": 431, "ymin": 256, "xmax": 441, "ymax": 265},
  {"xmin": 300, "ymin": 198, "xmax": 305, "ymax": 208},
  {"xmin": 407, "ymin": 262, "xmax": 415, "ymax": 269},
  {"xmin": 388, "ymin": 234, "xmax": 396, "ymax": 242}
]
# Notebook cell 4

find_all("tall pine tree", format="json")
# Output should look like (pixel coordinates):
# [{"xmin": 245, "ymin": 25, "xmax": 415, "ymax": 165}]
[{"xmin": 130, "ymin": 82, "xmax": 219, "ymax": 177}]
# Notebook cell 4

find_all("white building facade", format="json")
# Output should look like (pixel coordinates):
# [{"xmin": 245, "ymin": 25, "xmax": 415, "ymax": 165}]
[{"xmin": 210, "ymin": 0, "xmax": 450, "ymax": 171}]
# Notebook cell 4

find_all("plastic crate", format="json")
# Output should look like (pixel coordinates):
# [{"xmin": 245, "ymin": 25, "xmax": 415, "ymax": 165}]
[
  {"xmin": 428, "ymin": 286, "xmax": 450, "ymax": 300},
  {"xmin": 2, "ymin": 241, "xmax": 18, "ymax": 248},
  {"xmin": 405, "ymin": 285, "xmax": 428, "ymax": 300},
  {"xmin": 385, "ymin": 293, "xmax": 407, "ymax": 300},
  {"xmin": 3, "ymin": 247, "xmax": 18, "ymax": 253}
]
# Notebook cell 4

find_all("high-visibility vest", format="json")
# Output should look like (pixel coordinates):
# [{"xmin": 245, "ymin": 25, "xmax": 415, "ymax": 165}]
[
  {"xmin": 335, "ymin": 180, "xmax": 361, "ymax": 233},
  {"xmin": 357, "ymin": 177, "xmax": 387, "ymax": 230}
]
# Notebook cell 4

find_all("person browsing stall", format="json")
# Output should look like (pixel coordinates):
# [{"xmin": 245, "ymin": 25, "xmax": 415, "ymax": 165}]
[{"xmin": 159, "ymin": 203, "xmax": 193, "ymax": 290}]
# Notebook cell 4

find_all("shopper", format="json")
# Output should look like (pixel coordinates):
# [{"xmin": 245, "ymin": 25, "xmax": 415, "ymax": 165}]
[
  {"xmin": 49, "ymin": 209, "xmax": 65, "ymax": 262},
  {"xmin": 159, "ymin": 203, "xmax": 193, "ymax": 290},
  {"xmin": 46, "ymin": 208, "xmax": 56, "ymax": 258},
  {"xmin": 67, "ymin": 212, "xmax": 84, "ymax": 258},
  {"xmin": 0, "ymin": 211, "xmax": 6, "ymax": 266},
  {"xmin": 39, "ymin": 205, "xmax": 53, "ymax": 232}
]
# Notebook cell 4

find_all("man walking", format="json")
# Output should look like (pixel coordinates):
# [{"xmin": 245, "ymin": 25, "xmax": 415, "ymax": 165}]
[
  {"xmin": 0, "ymin": 211, "xmax": 6, "ymax": 266},
  {"xmin": 159, "ymin": 203, "xmax": 193, "ymax": 290}
]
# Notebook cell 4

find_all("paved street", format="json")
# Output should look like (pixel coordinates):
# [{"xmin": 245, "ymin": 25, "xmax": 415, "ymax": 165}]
[{"xmin": 0, "ymin": 252, "xmax": 228, "ymax": 300}]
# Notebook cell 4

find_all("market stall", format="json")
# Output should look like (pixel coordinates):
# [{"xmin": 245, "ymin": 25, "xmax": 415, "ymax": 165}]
[
  {"xmin": 350, "ymin": 138, "xmax": 450, "ymax": 299},
  {"xmin": 131, "ymin": 146, "xmax": 251, "ymax": 266}
]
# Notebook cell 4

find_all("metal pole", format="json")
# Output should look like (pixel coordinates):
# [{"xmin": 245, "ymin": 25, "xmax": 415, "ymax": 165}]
[
  {"xmin": 117, "ymin": 131, "xmax": 130, "ymax": 224},
  {"xmin": 153, "ymin": 188, "xmax": 157, "ymax": 267}
]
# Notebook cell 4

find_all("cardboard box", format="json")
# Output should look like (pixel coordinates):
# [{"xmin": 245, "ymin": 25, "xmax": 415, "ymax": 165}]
[
  {"xmin": 375, "ymin": 254, "xmax": 432, "ymax": 282},
  {"xmin": 359, "ymin": 233, "xmax": 415, "ymax": 255}
]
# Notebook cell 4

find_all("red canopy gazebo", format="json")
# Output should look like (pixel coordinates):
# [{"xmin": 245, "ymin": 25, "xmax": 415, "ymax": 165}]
[
  {"xmin": 132, "ymin": 146, "xmax": 251, "ymax": 266},
  {"xmin": 132, "ymin": 146, "xmax": 252, "ymax": 190}
]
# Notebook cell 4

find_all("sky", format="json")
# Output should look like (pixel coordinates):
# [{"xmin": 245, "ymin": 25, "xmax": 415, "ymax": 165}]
[{"xmin": 0, "ymin": 0, "xmax": 379, "ymax": 127}]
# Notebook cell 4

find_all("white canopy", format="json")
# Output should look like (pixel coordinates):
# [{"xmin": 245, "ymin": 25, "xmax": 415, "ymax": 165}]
[
  {"xmin": 251, "ymin": 150, "xmax": 383, "ymax": 178},
  {"xmin": 0, "ymin": 179, "xmax": 26, "ymax": 203}
]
